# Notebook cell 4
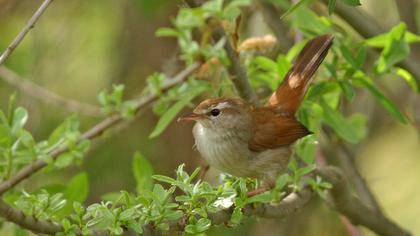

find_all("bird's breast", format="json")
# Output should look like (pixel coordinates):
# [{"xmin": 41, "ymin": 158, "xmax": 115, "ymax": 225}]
[{"xmin": 192, "ymin": 123, "xmax": 254, "ymax": 177}]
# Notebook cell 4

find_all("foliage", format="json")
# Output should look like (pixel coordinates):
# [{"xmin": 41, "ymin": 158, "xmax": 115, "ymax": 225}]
[{"xmin": 0, "ymin": 0, "xmax": 418, "ymax": 235}]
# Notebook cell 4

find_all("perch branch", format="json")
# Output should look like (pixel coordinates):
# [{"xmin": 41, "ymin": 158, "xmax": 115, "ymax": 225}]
[
  {"xmin": 0, "ymin": 66, "xmax": 102, "ymax": 117},
  {"xmin": 0, "ymin": 166, "xmax": 410, "ymax": 235},
  {"xmin": 0, "ymin": 0, "xmax": 54, "ymax": 65},
  {"xmin": 0, "ymin": 62, "xmax": 201, "ymax": 195}
]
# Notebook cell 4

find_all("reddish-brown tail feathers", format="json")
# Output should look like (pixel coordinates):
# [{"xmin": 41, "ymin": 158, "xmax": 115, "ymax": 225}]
[{"xmin": 269, "ymin": 34, "xmax": 334, "ymax": 114}]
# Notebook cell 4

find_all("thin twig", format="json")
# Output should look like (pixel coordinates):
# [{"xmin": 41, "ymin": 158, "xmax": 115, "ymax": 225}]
[
  {"xmin": 0, "ymin": 62, "xmax": 201, "ymax": 195},
  {"xmin": 184, "ymin": 0, "xmax": 260, "ymax": 106},
  {"xmin": 212, "ymin": 26, "xmax": 260, "ymax": 105},
  {"xmin": 0, "ymin": 0, "xmax": 54, "ymax": 65},
  {"xmin": 0, "ymin": 66, "xmax": 102, "ymax": 117}
]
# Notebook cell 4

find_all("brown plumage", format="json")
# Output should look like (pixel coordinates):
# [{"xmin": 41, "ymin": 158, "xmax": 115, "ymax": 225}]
[
  {"xmin": 181, "ymin": 34, "xmax": 334, "ymax": 182},
  {"xmin": 249, "ymin": 34, "xmax": 334, "ymax": 152}
]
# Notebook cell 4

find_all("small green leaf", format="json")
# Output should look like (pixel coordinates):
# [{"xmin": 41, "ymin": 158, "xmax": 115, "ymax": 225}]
[
  {"xmin": 247, "ymin": 191, "xmax": 272, "ymax": 204},
  {"xmin": 149, "ymin": 85, "xmax": 208, "ymax": 138},
  {"xmin": 280, "ymin": 0, "xmax": 310, "ymax": 20},
  {"xmin": 320, "ymin": 99, "xmax": 368, "ymax": 143},
  {"xmin": 65, "ymin": 172, "xmax": 89, "ymax": 203},
  {"xmin": 327, "ymin": 0, "xmax": 337, "ymax": 15},
  {"xmin": 195, "ymin": 218, "xmax": 211, "ymax": 232},
  {"xmin": 275, "ymin": 174, "xmax": 289, "ymax": 190},
  {"xmin": 394, "ymin": 67, "xmax": 419, "ymax": 93},
  {"xmin": 376, "ymin": 23, "xmax": 409, "ymax": 73},
  {"xmin": 11, "ymin": 107, "xmax": 28, "ymax": 134},
  {"xmin": 132, "ymin": 152, "xmax": 154, "ymax": 192},
  {"xmin": 295, "ymin": 135, "xmax": 317, "ymax": 164},
  {"xmin": 340, "ymin": 45, "xmax": 357, "ymax": 68},
  {"xmin": 340, "ymin": 0, "xmax": 361, "ymax": 6},
  {"xmin": 155, "ymin": 27, "xmax": 179, "ymax": 37},
  {"xmin": 354, "ymin": 77, "xmax": 407, "ymax": 123},
  {"xmin": 338, "ymin": 80, "xmax": 354, "ymax": 101},
  {"xmin": 229, "ymin": 207, "xmax": 243, "ymax": 226},
  {"xmin": 153, "ymin": 175, "xmax": 176, "ymax": 184}
]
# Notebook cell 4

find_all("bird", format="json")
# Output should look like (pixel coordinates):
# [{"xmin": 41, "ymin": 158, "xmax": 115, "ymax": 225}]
[{"xmin": 179, "ymin": 34, "xmax": 334, "ymax": 188}]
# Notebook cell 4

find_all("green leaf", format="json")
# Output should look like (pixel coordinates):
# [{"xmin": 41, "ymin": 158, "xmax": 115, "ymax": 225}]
[
  {"xmin": 65, "ymin": 172, "xmax": 89, "ymax": 203},
  {"xmin": 247, "ymin": 191, "xmax": 272, "ymax": 204},
  {"xmin": 327, "ymin": 0, "xmax": 336, "ymax": 15},
  {"xmin": 354, "ymin": 77, "xmax": 407, "ymax": 123},
  {"xmin": 394, "ymin": 67, "xmax": 419, "ymax": 93},
  {"xmin": 275, "ymin": 174, "xmax": 289, "ymax": 190},
  {"xmin": 280, "ymin": 0, "xmax": 310, "ymax": 20},
  {"xmin": 11, "ymin": 107, "xmax": 28, "ymax": 134},
  {"xmin": 195, "ymin": 218, "xmax": 211, "ymax": 232},
  {"xmin": 339, "ymin": 45, "xmax": 357, "ymax": 68},
  {"xmin": 149, "ymin": 85, "xmax": 208, "ymax": 138},
  {"xmin": 364, "ymin": 32, "xmax": 420, "ymax": 48},
  {"xmin": 155, "ymin": 27, "xmax": 179, "ymax": 37},
  {"xmin": 48, "ymin": 115, "xmax": 79, "ymax": 148},
  {"xmin": 223, "ymin": 0, "xmax": 251, "ymax": 20},
  {"xmin": 338, "ymin": 80, "xmax": 355, "ymax": 101},
  {"xmin": 153, "ymin": 175, "xmax": 176, "ymax": 184},
  {"xmin": 295, "ymin": 135, "xmax": 317, "ymax": 164},
  {"xmin": 340, "ymin": 0, "xmax": 361, "ymax": 6},
  {"xmin": 320, "ymin": 99, "xmax": 367, "ymax": 143},
  {"xmin": 132, "ymin": 152, "xmax": 154, "ymax": 193},
  {"xmin": 376, "ymin": 23, "xmax": 409, "ymax": 73}
]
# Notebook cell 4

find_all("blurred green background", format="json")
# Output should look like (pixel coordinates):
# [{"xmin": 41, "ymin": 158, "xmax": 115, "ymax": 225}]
[{"xmin": 0, "ymin": 0, "xmax": 419, "ymax": 235}]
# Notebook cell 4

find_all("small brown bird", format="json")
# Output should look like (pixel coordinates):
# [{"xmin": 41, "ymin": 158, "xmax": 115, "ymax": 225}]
[{"xmin": 180, "ymin": 35, "xmax": 334, "ymax": 186}]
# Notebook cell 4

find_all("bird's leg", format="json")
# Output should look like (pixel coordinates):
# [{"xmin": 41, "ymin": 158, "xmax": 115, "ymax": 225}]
[
  {"xmin": 198, "ymin": 161, "xmax": 210, "ymax": 180},
  {"xmin": 247, "ymin": 179, "xmax": 275, "ymax": 197}
]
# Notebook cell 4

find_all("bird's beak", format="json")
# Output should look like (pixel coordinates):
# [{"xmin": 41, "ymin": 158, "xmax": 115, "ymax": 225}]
[{"xmin": 178, "ymin": 113, "xmax": 204, "ymax": 122}]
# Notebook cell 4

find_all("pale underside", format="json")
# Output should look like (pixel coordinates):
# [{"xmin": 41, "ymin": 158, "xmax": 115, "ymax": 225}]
[{"xmin": 193, "ymin": 123, "xmax": 291, "ymax": 182}]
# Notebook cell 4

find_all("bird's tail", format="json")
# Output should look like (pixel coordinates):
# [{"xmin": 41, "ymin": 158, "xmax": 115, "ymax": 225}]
[{"xmin": 269, "ymin": 34, "xmax": 334, "ymax": 114}]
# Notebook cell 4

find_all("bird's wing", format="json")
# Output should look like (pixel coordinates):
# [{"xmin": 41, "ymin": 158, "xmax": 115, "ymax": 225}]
[{"xmin": 248, "ymin": 108, "xmax": 310, "ymax": 152}]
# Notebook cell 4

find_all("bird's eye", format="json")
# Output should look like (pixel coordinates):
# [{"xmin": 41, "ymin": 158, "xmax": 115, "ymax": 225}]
[{"xmin": 210, "ymin": 108, "xmax": 220, "ymax": 117}]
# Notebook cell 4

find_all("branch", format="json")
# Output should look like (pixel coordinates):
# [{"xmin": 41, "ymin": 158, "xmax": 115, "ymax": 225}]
[
  {"xmin": 0, "ymin": 199, "xmax": 62, "ymax": 235},
  {"xmin": 0, "ymin": 166, "xmax": 410, "ymax": 235},
  {"xmin": 212, "ymin": 27, "xmax": 260, "ymax": 105},
  {"xmin": 321, "ymin": 129, "xmax": 383, "ymax": 214},
  {"xmin": 184, "ymin": 0, "xmax": 260, "ymax": 106},
  {"xmin": 0, "ymin": 66, "xmax": 102, "ymax": 117},
  {"xmin": 318, "ymin": 166, "xmax": 411, "ymax": 236},
  {"xmin": 257, "ymin": 0, "xmax": 293, "ymax": 55},
  {"xmin": 0, "ymin": 185, "xmax": 312, "ymax": 235},
  {"xmin": 323, "ymin": 0, "xmax": 420, "ymax": 84},
  {"xmin": 0, "ymin": 62, "xmax": 201, "ymax": 195},
  {"xmin": 0, "ymin": 0, "xmax": 54, "ymax": 65}
]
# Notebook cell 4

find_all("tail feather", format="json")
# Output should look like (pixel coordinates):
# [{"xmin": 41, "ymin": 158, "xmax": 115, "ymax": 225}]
[{"xmin": 269, "ymin": 34, "xmax": 334, "ymax": 114}]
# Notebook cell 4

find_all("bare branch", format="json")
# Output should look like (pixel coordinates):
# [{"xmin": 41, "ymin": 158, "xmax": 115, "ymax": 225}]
[
  {"xmin": 0, "ymin": 66, "xmax": 102, "ymax": 117},
  {"xmin": 0, "ymin": 62, "xmax": 201, "ymax": 195},
  {"xmin": 0, "ymin": 0, "xmax": 54, "ymax": 65}
]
